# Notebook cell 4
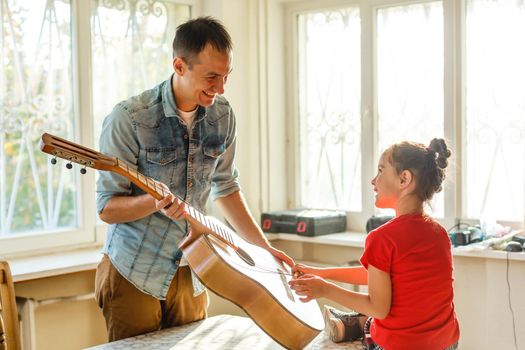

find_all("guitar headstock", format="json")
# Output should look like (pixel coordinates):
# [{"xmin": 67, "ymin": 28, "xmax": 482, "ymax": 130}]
[{"xmin": 40, "ymin": 133, "xmax": 117, "ymax": 171}]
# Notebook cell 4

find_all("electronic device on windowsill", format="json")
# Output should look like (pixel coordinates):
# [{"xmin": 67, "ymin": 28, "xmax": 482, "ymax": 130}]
[
  {"xmin": 260, "ymin": 209, "xmax": 347, "ymax": 236},
  {"xmin": 365, "ymin": 215, "xmax": 394, "ymax": 233}
]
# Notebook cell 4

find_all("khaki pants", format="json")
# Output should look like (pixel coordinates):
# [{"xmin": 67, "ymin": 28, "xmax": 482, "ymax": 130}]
[{"xmin": 94, "ymin": 255, "xmax": 208, "ymax": 341}]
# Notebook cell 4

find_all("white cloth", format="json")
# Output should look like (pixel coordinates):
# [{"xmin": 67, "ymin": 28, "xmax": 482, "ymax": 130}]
[{"xmin": 177, "ymin": 107, "xmax": 197, "ymax": 130}]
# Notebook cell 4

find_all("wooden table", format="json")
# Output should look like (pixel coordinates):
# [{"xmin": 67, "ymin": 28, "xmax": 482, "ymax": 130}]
[{"xmin": 85, "ymin": 314, "xmax": 363, "ymax": 350}]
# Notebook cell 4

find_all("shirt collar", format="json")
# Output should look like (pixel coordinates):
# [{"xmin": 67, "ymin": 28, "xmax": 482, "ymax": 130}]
[{"xmin": 162, "ymin": 74, "xmax": 207, "ymax": 122}]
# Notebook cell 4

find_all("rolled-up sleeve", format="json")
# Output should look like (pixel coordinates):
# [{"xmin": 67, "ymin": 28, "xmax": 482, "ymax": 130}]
[
  {"xmin": 210, "ymin": 108, "xmax": 241, "ymax": 200},
  {"xmin": 96, "ymin": 106, "xmax": 140, "ymax": 214}
]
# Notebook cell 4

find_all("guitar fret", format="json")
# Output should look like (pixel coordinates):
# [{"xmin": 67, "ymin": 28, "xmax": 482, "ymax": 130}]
[
  {"xmin": 185, "ymin": 207, "xmax": 237, "ymax": 250},
  {"xmin": 128, "ymin": 168, "xmax": 138, "ymax": 179},
  {"xmin": 146, "ymin": 178, "xmax": 157, "ymax": 191},
  {"xmin": 202, "ymin": 216, "xmax": 212, "ymax": 230},
  {"xmin": 190, "ymin": 207, "xmax": 197, "ymax": 221},
  {"xmin": 215, "ymin": 222, "xmax": 229, "ymax": 244},
  {"xmin": 137, "ymin": 173, "xmax": 145, "ymax": 184},
  {"xmin": 221, "ymin": 228, "xmax": 231, "ymax": 244},
  {"xmin": 197, "ymin": 211, "xmax": 206, "ymax": 224},
  {"xmin": 211, "ymin": 221, "xmax": 220, "ymax": 235},
  {"xmin": 226, "ymin": 231, "xmax": 233, "ymax": 245},
  {"xmin": 188, "ymin": 206, "xmax": 196, "ymax": 219},
  {"xmin": 152, "ymin": 181, "xmax": 158, "ymax": 194}
]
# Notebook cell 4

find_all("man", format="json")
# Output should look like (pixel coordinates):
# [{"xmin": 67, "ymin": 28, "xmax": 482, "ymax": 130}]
[{"xmin": 95, "ymin": 16, "xmax": 293, "ymax": 341}]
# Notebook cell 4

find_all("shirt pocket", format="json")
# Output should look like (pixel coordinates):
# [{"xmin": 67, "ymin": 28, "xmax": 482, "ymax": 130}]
[
  {"xmin": 146, "ymin": 148, "xmax": 178, "ymax": 186},
  {"xmin": 201, "ymin": 144, "xmax": 225, "ymax": 181}
]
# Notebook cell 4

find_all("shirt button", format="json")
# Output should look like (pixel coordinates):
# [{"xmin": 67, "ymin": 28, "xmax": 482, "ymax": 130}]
[
  {"xmin": 183, "ymin": 134, "xmax": 188, "ymax": 139},
  {"xmin": 188, "ymin": 181, "xmax": 193, "ymax": 188}
]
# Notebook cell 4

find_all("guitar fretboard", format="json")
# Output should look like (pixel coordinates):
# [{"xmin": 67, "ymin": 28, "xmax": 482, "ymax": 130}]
[
  {"xmin": 115, "ymin": 158, "xmax": 237, "ymax": 249},
  {"xmin": 40, "ymin": 133, "xmax": 241, "ymax": 251}
]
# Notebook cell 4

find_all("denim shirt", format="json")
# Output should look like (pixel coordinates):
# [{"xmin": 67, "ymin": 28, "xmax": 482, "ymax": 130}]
[{"xmin": 96, "ymin": 75, "xmax": 240, "ymax": 299}]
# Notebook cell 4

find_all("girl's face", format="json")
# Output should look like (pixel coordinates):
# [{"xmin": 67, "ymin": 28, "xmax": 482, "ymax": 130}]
[{"xmin": 371, "ymin": 150, "xmax": 401, "ymax": 209}]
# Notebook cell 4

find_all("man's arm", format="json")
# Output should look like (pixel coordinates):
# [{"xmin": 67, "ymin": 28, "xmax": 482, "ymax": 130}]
[
  {"xmin": 99, "ymin": 182, "xmax": 188, "ymax": 224},
  {"xmin": 99, "ymin": 194, "xmax": 157, "ymax": 224}
]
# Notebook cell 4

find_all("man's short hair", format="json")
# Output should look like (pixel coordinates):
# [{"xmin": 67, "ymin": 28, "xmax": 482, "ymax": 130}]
[{"xmin": 172, "ymin": 16, "xmax": 232, "ymax": 68}]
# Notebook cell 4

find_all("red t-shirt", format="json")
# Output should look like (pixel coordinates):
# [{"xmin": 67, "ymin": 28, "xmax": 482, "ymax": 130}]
[{"xmin": 360, "ymin": 214, "xmax": 460, "ymax": 350}]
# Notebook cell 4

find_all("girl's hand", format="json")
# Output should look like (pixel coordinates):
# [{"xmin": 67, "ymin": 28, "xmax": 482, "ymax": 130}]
[
  {"xmin": 288, "ymin": 274, "xmax": 330, "ymax": 302},
  {"xmin": 292, "ymin": 263, "xmax": 320, "ymax": 279}
]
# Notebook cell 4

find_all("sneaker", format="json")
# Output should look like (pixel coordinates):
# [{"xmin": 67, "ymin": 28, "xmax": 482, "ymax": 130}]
[{"xmin": 323, "ymin": 305, "xmax": 365, "ymax": 343}]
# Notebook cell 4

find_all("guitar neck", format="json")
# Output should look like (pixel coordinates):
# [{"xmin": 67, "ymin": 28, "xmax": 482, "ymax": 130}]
[
  {"xmin": 115, "ymin": 158, "xmax": 236, "ymax": 249},
  {"xmin": 40, "ymin": 132, "xmax": 238, "ymax": 250},
  {"xmin": 114, "ymin": 158, "xmax": 166, "ymax": 200}
]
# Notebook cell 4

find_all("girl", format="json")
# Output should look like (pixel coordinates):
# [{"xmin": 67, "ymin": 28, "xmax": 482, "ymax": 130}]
[{"xmin": 289, "ymin": 138, "xmax": 460, "ymax": 350}]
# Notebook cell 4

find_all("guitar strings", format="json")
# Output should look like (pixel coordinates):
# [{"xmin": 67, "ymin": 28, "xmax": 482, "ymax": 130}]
[
  {"xmin": 219, "ymin": 257, "xmax": 294, "ymax": 277},
  {"xmin": 210, "ymin": 243, "xmax": 294, "ymax": 277}
]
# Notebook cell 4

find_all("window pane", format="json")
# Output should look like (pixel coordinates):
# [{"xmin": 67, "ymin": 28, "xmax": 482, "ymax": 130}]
[
  {"xmin": 465, "ymin": 0, "xmax": 525, "ymax": 222},
  {"xmin": 91, "ymin": 0, "xmax": 191, "ymax": 139},
  {"xmin": 376, "ymin": 2, "xmax": 444, "ymax": 216},
  {"xmin": 297, "ymin": 8, "xmax": 361, "ymax": 211},
  {"xmin": 0, "ymin": 0, "xmax": 76, "ymax": 236}
]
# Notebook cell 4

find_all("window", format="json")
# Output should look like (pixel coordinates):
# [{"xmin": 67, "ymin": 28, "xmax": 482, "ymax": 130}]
[
  {"xmin": 464, "ymin": 0, "xmax": 525, "ymax": 222},
  {"xmin": 297, "ymin": 8, "xmax": 362, "ymax": 211},
  {"xmin": 91, "ymin": 1, "xmax": 190, "ymax": 139},
  {"xmin": 0, "ymin": 0, "xmax": 192, "ymax": 256},
  {"xmin": 288, "ymin": 0, "xmax": 525, "ymax": 230},
  {"xmin": 376, "ymin": 2, "xmax": 444, "ymax": 217}
]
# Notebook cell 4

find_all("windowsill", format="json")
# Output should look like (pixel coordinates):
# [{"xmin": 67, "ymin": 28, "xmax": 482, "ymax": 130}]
[
  {"xmin": 10, "ymin": 246, "xmax": 103, "ymax": 283},
  {"xmin": 265, "ymin": 232, "xmax": 367, "ymax": 248},
  {"xmin": 266, "ymin": 231, "xmax": 525, "ymax": 262},
  {"xmin": 9, "ymin": 231, "xmax": 525, "ymax": 283}
]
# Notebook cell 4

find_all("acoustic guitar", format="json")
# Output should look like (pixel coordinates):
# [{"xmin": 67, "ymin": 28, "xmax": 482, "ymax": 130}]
[{"xmin": 39, "ymin": 133, "xmax": 324, "ymax": 349}]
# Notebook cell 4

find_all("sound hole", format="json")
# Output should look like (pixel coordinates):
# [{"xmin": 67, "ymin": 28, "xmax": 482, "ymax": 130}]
[{"xmin": 236, "ymin": 248, "xmax": 255, "ymax": 266}]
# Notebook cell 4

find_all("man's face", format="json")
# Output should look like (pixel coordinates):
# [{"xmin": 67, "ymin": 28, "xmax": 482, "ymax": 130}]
[{"xmin": 173, "ymin": 44, "xmax": 232, "ymax": 111}]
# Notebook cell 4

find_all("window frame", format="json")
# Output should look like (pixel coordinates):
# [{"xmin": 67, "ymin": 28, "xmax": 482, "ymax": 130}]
[
  {"xmin": 285, "ymin": 0, "xmax": 524, "ymax": 232},
  {"xmin": 0, "ymin": 0, "xmax": 198, "ymax": 257}
]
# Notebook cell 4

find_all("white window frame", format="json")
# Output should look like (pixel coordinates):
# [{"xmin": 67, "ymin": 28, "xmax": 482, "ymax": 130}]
[
  {"xmin": 0, "ymin": 0, "xmax": 199, "ymax": 257},
  {"xmin": 284, "ymin": 0, "xmax": 524, "ymax": 232}
]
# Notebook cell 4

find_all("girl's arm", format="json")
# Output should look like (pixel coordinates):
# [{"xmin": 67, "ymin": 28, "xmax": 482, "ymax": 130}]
[
  {"xmin": 327, "ymin": 264, "xmax": 391, "ymax": 318},
  {"xmin": 318, "ymin": 266, "xmax": 368, "ymax": 285},
  {"xmin": 289, "ymin": 264, "xmax": 391, "ymax": 319},
  {"xmin": 293, "ymin": 264, "xmax": 368, "ymax": 285}
]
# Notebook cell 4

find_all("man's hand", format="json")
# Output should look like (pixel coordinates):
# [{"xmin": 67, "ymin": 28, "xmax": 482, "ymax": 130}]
[
  {"xmin": 178, "ymin": 227, "xmax": 200, "ymax": 250},
  {"xmin": 266, "ymin": 246, "xmax": 295, "ymax": 268},
  {"xmin": 288, "ymin": 274, "xmax": 332, "ymax": 302},
  {"xmin": 155, "ymin": 182, "xmax": 188, "ymax": 221}
]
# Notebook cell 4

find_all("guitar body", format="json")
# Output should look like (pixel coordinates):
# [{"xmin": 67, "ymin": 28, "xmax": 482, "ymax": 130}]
[
  {"xmin": 39, "ymin": 133, "xmax": 324, "ymax": 349},
  {"xmin": 184, "ymin": 218, "xmax": 324, "ymax": 350}
]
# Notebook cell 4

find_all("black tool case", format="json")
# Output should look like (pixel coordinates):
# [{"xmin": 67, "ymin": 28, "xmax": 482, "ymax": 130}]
[{"xmin": 261, "ymin": 209, "xmax": 347, "ymax": 236}]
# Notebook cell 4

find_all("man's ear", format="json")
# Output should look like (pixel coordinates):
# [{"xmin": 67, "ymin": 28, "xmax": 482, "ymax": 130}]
[
  {"xmin": 173, "ymin": 57, "xmax": 185, "ymax": 76},
  {"xmin": 399, "ymin": 170, "xmax": 413, "ymax": 190}
]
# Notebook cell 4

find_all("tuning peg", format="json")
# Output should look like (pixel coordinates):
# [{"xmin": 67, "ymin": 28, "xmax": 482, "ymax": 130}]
[
  {"xmin": 50, "ymin": 157, "xmax": 57, "ymax": 165},
  {"xmin": 80, "ymin": 167, "xmax": 87, "ymax": 174},
  {"xmin": 66, "ymin": 162, "xmax": 73, "ymax": 169}
]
